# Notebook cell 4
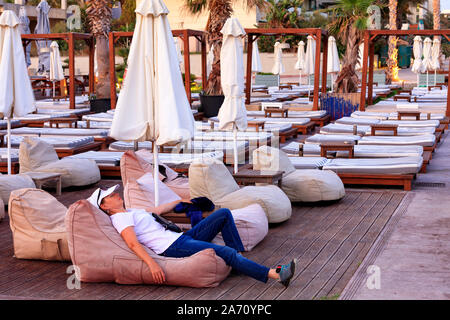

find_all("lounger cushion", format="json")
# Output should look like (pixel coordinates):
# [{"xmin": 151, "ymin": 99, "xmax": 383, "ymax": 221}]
[
  {"xmin": 335, "ymin": 117, "xmax": 381, "ymax": 126},
  {"xmin": 323, "ymin": 156, "xmax": 423, "ymax": 174},
  {"xmin": 189, "ymin": 158, "xmax": 292, "ymax": 223},
  {"xmin": 359, "ymin": 135, "xmax": 436, "ymax": 147},
  {"xmin": 66, "ymin": 200, "xmax": 230, "ymax": 287},
  {"xmin": 305, "ymin": 134, "xmax": 361, "ymax": 145},
  {"xmin": 18, "ymin": 137, "xmax": 101, "ymax": 188},
  {"xmin": 212, "ymin": 204, "xmax": 268, "ymax": 251},
  {"xmin": 0, "ymin": 174, "xmax": 36, "ymax": 203},
  {"xmin": 8, "ymin": 188, "xmax": 70, "ymax": 261},
  {"xmin": 288, "ymin": 156, "xmax": 329, "ymax": 169}
]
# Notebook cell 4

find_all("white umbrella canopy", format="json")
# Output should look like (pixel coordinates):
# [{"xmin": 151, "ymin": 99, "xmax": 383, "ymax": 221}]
[
  {"xmin": 217, "ymin": 17, "xmax": 247, "ymax": 174},
  {"xmin": 271, "ymin": 41, "xmax": 285, "ymax": 75},
  {"xmin": 18, "ymin": 5, "xmax": 31, "ymax": 67},
  {"xmin": 0, "ymin": 10, "xmax": 36, "ymax": 174},
  {"xmin": 49, "ymin": 41, "xmax": 65, "ymax": 97},
  {"xmin": 411, "ymin": 36, "xmax": 423, "ymax": 75},
  {"xmin": 422, "ymin": 38, "xmax": 433, "ymax": 87},
  {"xmin": 35, "ymin": 0, "xmax": 51, "ymax": 75},
  {"xmin": 303, "ymin": 35, "xmax": 316, "ymax": 95},
  {"xmin": 327, "ymin": 36, "xmax": 340, "ymax": 91},
  {"xmin": 431, "ymin": 38, "xmax": 441, "ymax": 85},
  {"xmin": 294, "ymin": 41, "xmax": 305, "ymax": 85},
  {"xmin": 174, "ymin": 37, "xmax": 184, "ymax": 72},
  {"xmin": 252, "ymin": 39, "xmax": 262, "ymax": 73},
  {"xmin": 110, "ymin": 0, "xmax": 195, "ymax": 205}
]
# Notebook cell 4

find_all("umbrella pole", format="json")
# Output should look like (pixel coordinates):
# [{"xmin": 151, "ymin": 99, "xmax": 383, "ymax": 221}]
[
  {"xmin": 153, "ymin": 141, "xmax": 160, "ymax": 208},
  {"xmin": 426, "ymin": 71, "xmax": 429, "ymax": 88},
  {"xmin": 233, "ymin": 125, "xmax": 238, "ymax": 174},
  {"xmin": 7, "ymin": 118, "xmax": 11, "ymax": 175},
  {"xmin": 53, "ymin": 81, "xmax": 55, "ymax": 98}
]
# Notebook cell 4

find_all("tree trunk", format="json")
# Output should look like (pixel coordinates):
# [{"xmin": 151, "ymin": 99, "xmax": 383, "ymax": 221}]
[
  {"xmin": 204, "ymin": 0, "xmax": 233, "ymax": 95},
  {"xmin": 386, "ymin": 0, "xmax": 398, "ymax": 85},
  {"xmin": 335, "ymin": 27, "xmax": 360, "ymax": 93},
  {"xmin": 95, "ymin": 36, "xmax": 110, "ymax": 99},
  {"xmin": 433, "ymin": 0, "xmax": 440, "ymax": 42}
]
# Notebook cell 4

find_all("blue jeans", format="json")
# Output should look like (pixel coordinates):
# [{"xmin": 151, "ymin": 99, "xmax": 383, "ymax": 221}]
[{"xmin": 161, "ymin": 208, "xmax": 270, "ymax": 283}]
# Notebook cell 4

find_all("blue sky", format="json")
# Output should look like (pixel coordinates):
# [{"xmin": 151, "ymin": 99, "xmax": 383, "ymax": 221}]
[{"xmin": 442, "ymin": 1, "xmax": 450, "ymax": 11}]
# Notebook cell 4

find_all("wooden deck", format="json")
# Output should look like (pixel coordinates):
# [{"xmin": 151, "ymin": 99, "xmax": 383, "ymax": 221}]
[{"xmin": 0, "ymin": 183, "xmax": 406, "ymax": 300}]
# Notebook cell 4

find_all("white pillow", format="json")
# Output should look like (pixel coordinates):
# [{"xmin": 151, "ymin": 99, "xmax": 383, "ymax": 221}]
[{"xmin": 137, "ymin": 172, "xmax": 181, "ymax": 207}]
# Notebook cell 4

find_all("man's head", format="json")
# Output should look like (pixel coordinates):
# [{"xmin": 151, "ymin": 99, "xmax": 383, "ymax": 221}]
[{"xmin": 87, "ymin": 185, "xmax": 124, "ymax": 215}]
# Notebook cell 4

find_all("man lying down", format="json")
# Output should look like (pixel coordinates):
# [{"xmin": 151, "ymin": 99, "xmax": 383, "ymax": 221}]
[{"xmin": 88, "ymin": 185, "xmax": 297, "ymax": 287}]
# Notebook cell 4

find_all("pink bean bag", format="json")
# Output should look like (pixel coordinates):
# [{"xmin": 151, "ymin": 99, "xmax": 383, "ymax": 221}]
[{"xmin": 65, "ymin": 199, "xmax": 231, "ymax": 287}]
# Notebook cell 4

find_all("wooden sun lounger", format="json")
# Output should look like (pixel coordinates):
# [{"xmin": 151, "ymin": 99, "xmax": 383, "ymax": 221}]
[
  {"xmin": 55, "ymin": 141, "xmax": 103, "ymax": 158},
  {"xmin": 293, "ymin": 120, "xmax": 316, "ymax": 135},
  {"xmin": 279, "ymin": 127, "xmax": 298, "ymax": 143},
  {"xmin": 337, "ymin": 172, "xmax": 415, "ymax": 191},
  {"xmin": 420, "ymin": 151, "xmax": 432, "ymax": 173},
  {"xmin": 311, "ymin": 114, "xmax": 331, "ymax": 127}
]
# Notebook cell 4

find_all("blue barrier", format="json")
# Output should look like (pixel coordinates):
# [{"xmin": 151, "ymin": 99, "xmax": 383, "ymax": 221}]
[{"xmin": 319, "ymin": 93, "xmax": 359, "ymax": 121}]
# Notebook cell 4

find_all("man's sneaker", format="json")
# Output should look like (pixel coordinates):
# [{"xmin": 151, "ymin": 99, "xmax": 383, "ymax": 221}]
[{"xmin": 277, "ymin": 259, "xmax": 297, "ymax": 288}]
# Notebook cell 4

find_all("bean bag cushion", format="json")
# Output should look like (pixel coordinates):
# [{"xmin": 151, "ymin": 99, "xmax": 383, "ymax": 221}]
[
  {"xmin": 253, "ymin": 146, "xmax": 345, "ymax": 202},
  {"xmin": 189, "ymin": 158, "xmax": 291, "ymax": 223},
  {"xmin": 120, "ymin": 150, "xmax": 190, "ymax": 211},
  {"xmin": 8, "ymin": 188, "xmax": 71, "ymax": 261},
  {"xmin": 212, "ymin": 204, "xmax": 268, "ymax": 251},
  {"xmin": 0, "ymin": 198, "xmax": 4, "ymax": 221},
  {"xmin": 0, "ymin": 174, "xmax": 36, "ymax": 203},
  {"xmin": 65, "ymin": 199, "xmax": 231, "ymax": 287},
  {"xmin": 19, "ymin": 137, "xmax": 101, "ymax": 188}
]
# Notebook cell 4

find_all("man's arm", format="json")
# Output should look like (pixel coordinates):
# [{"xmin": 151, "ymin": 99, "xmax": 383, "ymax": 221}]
[
  {"xmin": 120, "ymin": 226, "xmax": 166, "ymax": 284},
  {"xmin": 151, "ymin": 198, "xmax": 191, "ymax": 215}
]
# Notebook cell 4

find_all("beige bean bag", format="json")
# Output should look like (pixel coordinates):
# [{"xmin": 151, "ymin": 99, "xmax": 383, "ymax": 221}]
[
  {"xmin": 0, "ymin": 174, "xmax": 36, "ymax": 204},
  {"xmin": 212, "ymin": 204, "xmax": 268, "ymax": 251},
  {"xmin": 19, "ymin": 137, "xmax": 101, "ymax": 188},
  {"xmin": 253, "ymin": 146, "xmax": 345, "ymax": 202},
  {"xmin": 189, "ymin": 158, "xmax": 292, "ymax": 223},
  {"xmin": 120, "ymin": 150, "xmax": 190, "ymax": 211},
  {"xmin": 66, "ymin": 199, "xmax": 231, "ymax": 287},
  {"xmin": 8, "ymin": 188, "xmax": 71, "ymax": 261}
]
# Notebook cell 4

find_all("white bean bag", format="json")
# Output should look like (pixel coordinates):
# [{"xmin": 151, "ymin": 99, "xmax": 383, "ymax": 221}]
[
  {"xmin": 212, "ymin": 204, "xmax": 268, "ymax": 251},
  {"xmin": 0, "ymin": 174, "xmax": 36, "ymax": 204},
  {"xmin": 189, "ymin": 158, "xmax": 291, "ymax": 223},
  {"xmin": 253, "ymin": 146, "xmax": 345, "ymax": 202},
  {"xmin": 19, "ymin": 137, "xmax": 101, "ymax": 188},
  {"xmin": 8, "ymin": 188, "xmax": 71, "ymax": 261}
]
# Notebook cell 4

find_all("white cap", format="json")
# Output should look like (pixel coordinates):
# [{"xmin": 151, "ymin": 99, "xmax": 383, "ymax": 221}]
[{"xmin": 87, "ymin": 184, "xmax": 119, "ymax": 209}]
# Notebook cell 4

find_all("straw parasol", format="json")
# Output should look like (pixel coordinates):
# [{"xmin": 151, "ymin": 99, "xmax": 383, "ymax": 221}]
[
  {"xmin": 110, "ymin": 0, "xmax": 195, "ymax": 206},
  {"xmin": 0, "ymin": 10, "xmax": 36, "ymax": 175},
  {"xmin": 217, "ymin": 17, "xmax": 247, "ymax": 174}
]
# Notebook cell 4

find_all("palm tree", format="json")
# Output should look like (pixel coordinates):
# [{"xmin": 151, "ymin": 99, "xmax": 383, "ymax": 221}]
[
  {"xmin": 184, "ymin": 0, "xmax": 266, "ymax": 95},
  {"xmin": 86, "ymin": 0, "xmax": 112, "ymax": 99},
  {"xmin": 386, "ymin": 0, "xmax": 398, "ymax": 84},
  {"xmin": 432, "ymin": 0, "xmax": 440, "ymax": 31},
  {"xmin": 327, "ymin": 0, "xmax": 376, "ymax": 93}
]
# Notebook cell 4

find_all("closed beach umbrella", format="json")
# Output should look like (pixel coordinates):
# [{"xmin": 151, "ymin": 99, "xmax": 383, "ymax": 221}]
[
  {"xmin": 110, "ymin": 0, "xmax": 195, "ymax": 206},
  {"xmin": 49, "ymin": 41, "xmax": 64, "ymax": 97},
  {"xmin": 431, "ymin": 38, "xmax": 440, "ymax": 85},
  {"xmin": 303, "ymin": 35, "xmax": 316, "ymax": 96},
  {"xmin": 411, "ymin": 36, "xmax": 423, "ymax": 86},
  {"xmin": 422, "ymin": 38, "xmax": 433, "ymax": 87},
  {"xmin": 35, "ymin": 0, "xmax": 51, "ymax": 75},
  {"xmin": 217, "ymin": 17, "xmax": 247, "ymax": 174},
  {"xmin": 271, "ymin": 41, "xmax": 285, "ymax": 75},
  {"xmin": 207, "ymin": 44, "xmax": 214, "ymax": 77},
  {"xmin": 294, "ymin": 41, "xmax": 305, "ymax": 85},
  {"xmin": 174, "ymin": 37, "xmax": 183, "ymax": 72},
  {"xmin": 0, "ymin": 11, "xmax": 36, "ymax": 174},
  {"xmin": 355, "ymin": 43, "xmax": 364, "ymax": 71},
  {"xmin": 252, "ymin": 39, "xmax": 262, "ymax": 73},
  {"xmin": 327, "ymin": 36, "xmax": 340, "ymax": 91},
  {"xmin": 18, "ymin": 6, "xmax": 31, "ymax": 67}
]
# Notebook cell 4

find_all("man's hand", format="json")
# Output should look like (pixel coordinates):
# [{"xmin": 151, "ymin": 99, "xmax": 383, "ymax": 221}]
[{"xmin": 148, "ymin": 261, "xmax": 166, "ymax": 284}]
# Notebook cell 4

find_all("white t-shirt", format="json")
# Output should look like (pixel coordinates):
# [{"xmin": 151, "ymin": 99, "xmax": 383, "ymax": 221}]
[{"xmin": 110, "ymin": 208, "xmax": 182, "ymax": 254}]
